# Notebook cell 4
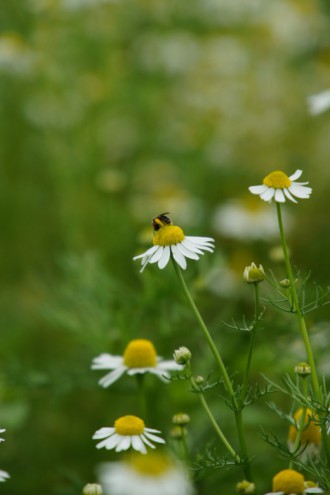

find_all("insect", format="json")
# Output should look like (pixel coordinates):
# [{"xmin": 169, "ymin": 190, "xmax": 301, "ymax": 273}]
[{"xmin": 152, "ymin": 212, "xmax": 173, "ymax": 231}]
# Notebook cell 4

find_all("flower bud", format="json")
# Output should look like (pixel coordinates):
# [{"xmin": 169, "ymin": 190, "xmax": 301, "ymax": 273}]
[
  {"xmin": 172, "ymin": 413, "xmax": 190, "ymax": 426},
  {"xmin": 83, "ymin": 483, "xmax": 103, "ymax": 495},
  {"xmin": 194, "ymin": 375, "xmax": 204, "ymax": 385},
  {"xmin": 294, "ymin": 362, "xmax": 311, "ymax": 378},
  {"xmin": 170, "ymin": 426, "xmax": 184, "ymax": 439},
  {"xmin": 173, "ymin": 347, "xmax": 191, "ymax": 365},
  {"xmin": 279, "ymin": 278, "xmax": 290, "ymax": 288},
  {"xmin": 243, "ymin": 263, "xmax": 265, "ymax": 284},
  {"xmin": 236, "ymin": 480, "xmax": 255, "ymax": 494}
]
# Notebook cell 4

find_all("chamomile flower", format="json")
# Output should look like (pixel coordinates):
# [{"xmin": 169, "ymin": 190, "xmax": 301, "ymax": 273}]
[
  {"xmin": 249, "ymin": 170, "xmax": 312, "ymax": 204},
  {"xmin": 93, "ymin": 415, "xmax": 165, "ymax": 454},
  {"xmin": 98, "ymin": 452, "xmax": 194, "ymax": 495},
  {"xmin": 288, "ymin": 408, "xmax": 321, "ymax": 460},
  {"xmin": 92, "ymin": 339, "xmax": 182, "ymax": 388},
  {"xmin": 133, "ymin": 213, "xmax": 214, "ymax": 272},
  {"xmin": 265, "ymin": 469, "xmax": 323, "ymax": 494}
]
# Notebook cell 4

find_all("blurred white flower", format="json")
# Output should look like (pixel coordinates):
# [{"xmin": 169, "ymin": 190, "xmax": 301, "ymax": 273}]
[
  {"xmin": 307, "ymin": 89, "xmax": 330, "ymax": 116},
  {"xmin": 212, "ymin": 198, "xmax": 279, "ymax": 240},
  {"xmin": 93, "ymin": 415, "xmax": 165, "ymax": 454},
  {"xmin": 98, "ymin": 452, "xmax": 194, "ymax": 495},
  {"xmin": 92, "ymin": 339, "xmax": 182, "ymax": 388}
]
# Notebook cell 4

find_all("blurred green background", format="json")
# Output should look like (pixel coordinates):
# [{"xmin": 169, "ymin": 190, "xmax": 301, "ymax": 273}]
[{"xmin": 1, "ymin": 0, "xmax": 330, "ymax": 493}]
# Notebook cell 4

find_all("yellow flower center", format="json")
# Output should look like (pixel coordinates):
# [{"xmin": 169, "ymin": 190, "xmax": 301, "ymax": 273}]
[
  {"xmin": 153, "ymin": 225, "xmax": 185, "ymax": 246},
  {"xmin": 288, "ymin": 408, "xmax": 321, "ymax": 445},
  {"xmin": 272, "ymin": 469, "xmax": 305, "ymax": 494},
  {"xmin": 128, "ymin": 452, "xmax": 172, "ymax": 476},
  {"xmin": 114, "ymin": 415, "xmax": 145, "ymax": 435},
  {"xmin": 263, "ymin": 171, "xmax": 292, "ymax": 189},
  {"xmin": 123, "ymin": 339, "xmax": 157, "ymax": 368}
]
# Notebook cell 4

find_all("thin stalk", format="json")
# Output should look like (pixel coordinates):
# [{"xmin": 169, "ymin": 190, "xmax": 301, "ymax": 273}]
[
  {"xmin": 241, "ymin": 283, "xmax": 260, "ymax": 401},
  {"xmin": 179, "ymin": 426, "xmax": 191, "ymax": 465},
  {"xmin": 172, "ymin": 259, "xmax": 253, "ymax": 480},
  {"xmin": 276, "ymin": 203, "xmax": 330, "ymax": 466},
  {"xmin": 191, "ymin": 377, "xmax": 240, "ymax": 462},
  {"xmin": 289, "ymin": 379, "xmax": 308, "ymax": 469},
  {"xmin": 136, "ymin": 374, "xmax": 147, "ymax": 420}
]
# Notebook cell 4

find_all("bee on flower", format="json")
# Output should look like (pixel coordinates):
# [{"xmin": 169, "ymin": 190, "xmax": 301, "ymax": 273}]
[{"xmin": 133, "ymin": 213, "xmax": 215, "ymax": 272}]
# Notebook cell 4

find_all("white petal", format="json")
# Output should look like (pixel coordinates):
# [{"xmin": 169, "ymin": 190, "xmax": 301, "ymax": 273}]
[
  {"xmin": 140, "ymin": 434, "xmax": 156, "ymax": 449},
  {"xmin": 0, "ymin": 470, "xmax": 9, "ymax": 481},
  {"xmin": 171, "ymin": 245, "xmax": 187, "ymax": 270},
  {"xmin": 289, "ymin": 169, "xmax": 303, "ymax": 181},
  {"xmin": 248, "ymin": 184, "xmax": 268, "ymax": 194},
  {"xmin": 176, "ymin": 242, "xmax": 199, "ymax": 260},
  {"xmin": 99, "ymin": 366, "xmax": 127, "ymax": 387},
  {"xmin": 0, "ymin": 430, "xmax": 6, "ymax": 434},
  {"xmin": 115, "ymin": 435, "xmax": 131, "ymax": 452},
  {"xmin": 131, "ymin": 435, "xmax": 147, "ymax": 454},
  {"xmin": 146, "ymin": 368, "xmax": 170, "ymax": 381},
  {"xmin": 144, "ymin": 431, "xmax": 166, "ymax": 444},
  {"xmin": 133, "ymin": 245, "xmax": 158, "ymax": 261},
  {"xmin": 260, "ymin": 187, "xmax": 275, "ymax": 202},
  {"xmin": 183, "ymin": 238, "xmax": 213, "ymax": 253},
  {"xmin": 283, "ymin": 188, "xmax": 297, "ymax": 203},
  {"xmin": 289, "ymin": 183, "xmax": 312, "ymax": 198},
  {"xmin": 143, "ymin": 427, "xmax": 161, "ymax": 433},
  {"xmin": 126, "ymin": 367, "xmax": 149, "ymax": 375},
  {"xmin": 93, "ymin": 427, "xmax": 115, "ymax": 439},
  {"xmin": 274, "ymin": 189, "xmax": 285, "ymax": 203},
  {"xmin": 101, "ymin": 434, "xmax": 122, "ymax": 450},
  {"xmin": 305, "ymin": 488, "xmax": 324, "ymax": 494},
  {"xmin": 149, "ymin": 246, "xmax": 163, "ymax": 264},
  {"xmin": 185, "ymin": 236, "xmax": 214, "ymax": 244},
  {"xmin": 92, "ymin": 354, "xmax": 124, "ymax": 370},
  {"xmin": 157, "ymin": 360, "xmax": 183, "ymax": 371},
  {"xmin": 158, "ymin": 245, "xmax": 171, "ymax": 269}
]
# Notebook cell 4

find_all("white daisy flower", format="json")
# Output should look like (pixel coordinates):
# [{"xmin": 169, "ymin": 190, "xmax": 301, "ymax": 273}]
[
  {"xmin": 133, "ymin": 213, "xmax": 214, "ymax": 272},
  {"xmin": 249, "ymin": 170, "xmax": 312, "ymax": 204},
  {"xmin": 92, "ymin": 339, "xmax": 183, "ymax": 388},
  {"xmin": 93, "ymin": 415, "xmax": 165, "ymax": 454},
  {"xmin": 98, "ymin": 452, "xmax": 194, "ymax": 495}
]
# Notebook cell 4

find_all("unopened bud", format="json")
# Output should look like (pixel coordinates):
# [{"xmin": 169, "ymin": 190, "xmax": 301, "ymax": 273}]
[
  {"xmin": 170, "ymin": 426, "xmax": 184, "ymax": 439},
  {"xmin": 236, "ymin": 480, "xmax": 255, "ymax": 494},
  {"xmin": 194, "ymin": 375, "xmax": 204, "ymax": 385},
  {"xmin": 279, "ymin": 278, "xmax": 290, "ymax": 288},
  {"xmin": 83, "ymin": 484, "xmax": 103, "ymax": 495},
  {"xmin": 294, "ymin": 362, "xmax": 311, "ymax": 378},
  {"xmin": 173, "ymin": 347, "xmax": 191, "ymax": 365},
  {"xmin": 243, "ymin": 263, "xmax": 265, "ymax": 284},
  {"xmin": 236, "ymin": 480, "xmax": 256, "ymax": 494},
  {"xmin": 172, "ymin": 413, "xmax": 190, "ymax": 426}
]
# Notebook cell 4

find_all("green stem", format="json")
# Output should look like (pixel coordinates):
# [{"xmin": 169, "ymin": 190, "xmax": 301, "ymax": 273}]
[
  {"xmin": 136, "ymin": 374, "xmax": 147, "ymax": 420},
  {"xmin": 276, "ymin": 203, "xmax": 330, "ymax": 466},
  {"xmin": 289, "ymin": 379, "xmax": 308, "ymax": 469},
  {"xmin": 191, "ymin": 377, "xmax": 240, "ymax": 462},
  {"xmin": 241, "ymin": 284, "xmax": 260, "ymax": 401},
  {"xmin": 172, "ymin": 259, "xmax": 253, "ymax": 480},
  {"xmin": 179, "ymin": 426, "xmax": 191, "ymax": 465}
]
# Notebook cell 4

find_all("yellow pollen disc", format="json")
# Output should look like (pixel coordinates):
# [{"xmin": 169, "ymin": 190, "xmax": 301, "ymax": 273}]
[
  {"xmin": 263, "ymin": 170, "xmax": 292, "ymax": 189},
  {"xmin": 114, "ymin": 415, "xmax": 145, "ymax": 435},
  {"xmin": 123, "ymin": 339, "xmax": 157, "ymax": 368},
  {"xmin": 272, "ymin": 469, "xmax": 305, "ymax": 494},
  {"xmin": 288, "ymin": 408, "xmax": 321, "ymax": 445},
  {"xmin": 153, "ymin": 225, "xmax": 185, "ymax": 246},
  {"xmin": 128, "ymin": 452, "xmax": 172, "ymax": 476}
]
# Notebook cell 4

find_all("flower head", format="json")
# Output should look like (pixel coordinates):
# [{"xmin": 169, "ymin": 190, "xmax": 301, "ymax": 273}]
[
  {"xmin": 83, "ymin": 483, "xmax": 103, "ymax": 495},
  {"xmin": 97, "ymin": 452, "xmax": 194, "ymax": 495},
  {"xmin": 249, "ymin": 170, "xmax": 312, "ymax": 204},
  {"xmin": 236, "ymin": 480, "xmax": 256, "ymax": 494},
  {"xmin": 288, "ymin": 408, "xmax": 321, "ymax": 460},
  {"xmin": 243, "ymin": 262, "xmax": 265, "ymax": 284},
  {"xmin": 92, "ymin": 339, "xmax": 182, "ymax": 388},
  {"xmin": 272, "ymin": 469, "xmax": 305, "ymax": 494},
  {"xmin": 93, "ymin": 415, "xmax": 165, "ymax": 454},
  {"xmin": 133, "ymin": 213, "xmax": 214, "ymax": 272}
]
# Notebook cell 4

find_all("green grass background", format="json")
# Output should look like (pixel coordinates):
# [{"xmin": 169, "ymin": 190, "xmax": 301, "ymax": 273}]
[{"xmin": 1, "ymin": 0, "xmax": 330, "ymax": 493}]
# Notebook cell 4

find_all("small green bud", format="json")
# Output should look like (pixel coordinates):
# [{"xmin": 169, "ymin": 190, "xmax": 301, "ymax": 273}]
[
  {"xmin": 173, "ymin": 346, "xmax": 191, "ymax": 365},
  {"xmin": 294, "ymin": 362, "xmax": 311, "ymax": 378},
  {"xmin": 172, "ymin": 413, "xmax": 190, "ymax": 426},
  {"xmin": 194, "ymin": 375, "xmax": 205, "ymax": 385},
  {"xmin": 236, "ymin": 480, "xmax": 256, "ymax": 494},
  {"xmin": 279, "ymin": 278, "xmax": 290, "ymax": 288},
  {"xmin": 170, "ymin": 426, "xmax": 184, "ymax": 439},
  {"xmin": 243, "ymin": 263, "xmax": 265, "ymax": 284},
  {"xmin": 83, "ymin": 483, "xmax": 103, "ymax": 495}
]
